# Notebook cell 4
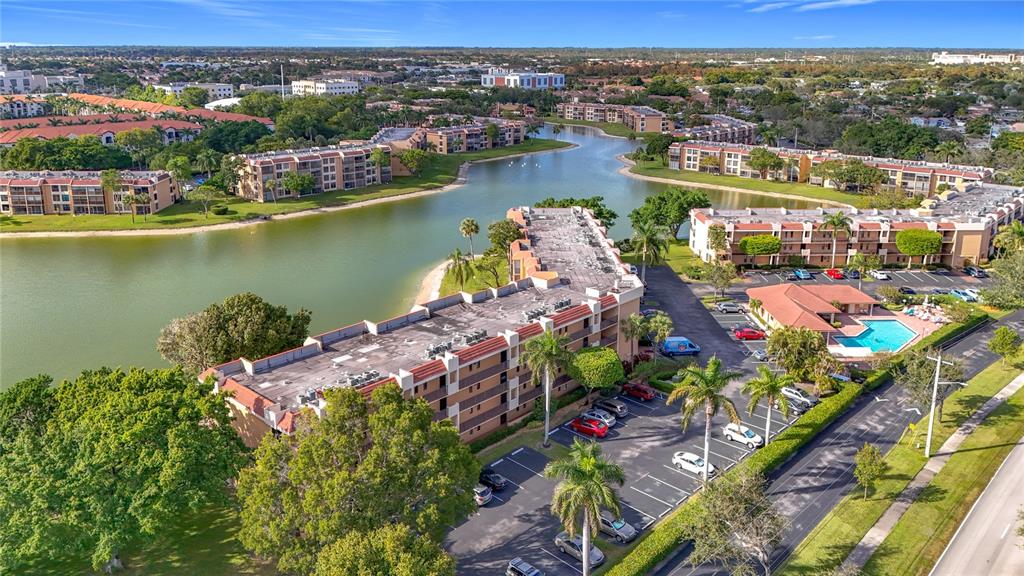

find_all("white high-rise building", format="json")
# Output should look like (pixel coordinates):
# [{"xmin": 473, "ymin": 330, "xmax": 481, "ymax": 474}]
[
  {"xmin": 931, "ymin": 52, "xmax": 1020, "ymax": 65},
  {"xmin": 290, "ymin": 79, "xmax": 360, "ymax": 96},
  {"xmin": 152, "ymin": 82, "xmax": 235, "ymax": 100}
]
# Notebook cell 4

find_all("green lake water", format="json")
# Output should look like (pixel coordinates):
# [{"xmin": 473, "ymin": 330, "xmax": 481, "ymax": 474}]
[{"xmin": 0, "ymin": 125, "xmax": 815, "ymax": 386}]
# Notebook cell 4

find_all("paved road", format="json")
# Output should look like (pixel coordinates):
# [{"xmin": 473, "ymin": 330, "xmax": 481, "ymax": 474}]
[
  {"xmin": 939, "ymin": 310, "xmax": 1024, "ymax": 379},
  {"xmin": 931, "ymin": 437, "xmax": 1024, "ymax": 576}
]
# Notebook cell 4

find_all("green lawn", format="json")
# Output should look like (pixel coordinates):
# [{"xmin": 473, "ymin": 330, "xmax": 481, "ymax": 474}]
[
  {"xmin": 863, "ymin": 379, "xmax": 1024, "ymax": 576},
  {"xmin": 541, "ymin": 116, "xmax": 647, "ymax": 140},
  {"xmin": 629, "ymin": 160, "xmax": 869, "ymax": 208},
  {"xmin": 780, "ymin": 362, "xmax": 1023, "ymax": 576},
  {"xmin": 0, "ymin": 139, "xmax": 572, "ymax": 234},
  {"xmin": 438, "ymin": 256, "xmax": 511, "ymax": 296},
  {"xmin": 19, "ymin": 505, "xmax": 273, "ymax": 576},
  {"xmin": 621, "ymin": 240, "xmax": 701, "ymax": 277}
]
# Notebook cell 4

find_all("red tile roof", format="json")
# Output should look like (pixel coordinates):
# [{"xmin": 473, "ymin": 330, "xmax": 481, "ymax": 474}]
[
  {"xmin": 359, "ymin": 377, "xmax": 396, "ymax": 397},
  {"xmin": 454, "ymin": 336, "xmax": 507, "ymax": 364},
  {"xmin": 599, "ymin": 294, "xmax": 617, "ymax": 308},
  {"xmin": 517, "ymin": 323, "xmax": 543, "ymax": 339},
  {"xmin": 277, "ymin": 411, "xmax": 297, "ymax": 434},
  {"xmin": 221, "ymin": 378, "xmax": 273, "ymax": 417},
  {"xmin": 411, "ymin": 359, "xmax": 446, "ymax": 382},
  {"xmin": 746, "ymin": 284, "xmax": 877, "ymax": 333},
  {"xmin": 0, "ymin": 119, "xmax": 203, "ymax": 144},
  {"xmin": 550, "ymin": 304, "xmax": 591, "ymax": 327}
]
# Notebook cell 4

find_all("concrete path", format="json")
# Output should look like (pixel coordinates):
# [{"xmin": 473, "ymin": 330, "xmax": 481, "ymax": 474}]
[{"xmin": 842, "ymin": 371, "xmax": 1024, "ymax": 571}]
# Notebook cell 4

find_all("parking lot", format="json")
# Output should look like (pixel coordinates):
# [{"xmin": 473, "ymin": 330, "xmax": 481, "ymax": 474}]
[
  {"xmin": 448, "ymin": 388, "xmax": 799, "ymax": 576},
  {"xmin": 737, "ymin": 267, "xmax": 993, "ymax": 299}
]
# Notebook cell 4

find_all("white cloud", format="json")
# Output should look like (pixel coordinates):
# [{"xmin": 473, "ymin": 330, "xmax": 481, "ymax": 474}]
[
  {"xmin": 794, "ymin": 34, "xmax": 837, "ymax": 40},
  {"xmin": 747, "ymin": 2, "xmax": 798, "ymax": 13},
  {"xmin": 795, "ymin": 0, "xmax": 879, "ymax": 11}
]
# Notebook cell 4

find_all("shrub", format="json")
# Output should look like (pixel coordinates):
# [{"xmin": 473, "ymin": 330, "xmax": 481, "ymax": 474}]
[
  {"xmin": 876, "ymin": 285, "xmax": 904, "ymax": 304},
  {"xmin": 211, "ymin": 204, "xmax": 229, "ymax": 215},
  {"xmin": 681, "ymin": 264, "xmax": 705, "ymax": 280},
  {"xmin": 787, "ymin": 255, "xmax": 806, "ymax": 267},
  {"xmin": 738, "ymin": 234, "xmax": 782, "ymax": 256}
]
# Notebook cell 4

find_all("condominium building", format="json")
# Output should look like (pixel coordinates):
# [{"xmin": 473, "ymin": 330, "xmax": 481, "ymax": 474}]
[
  {"xmin": 673, "ymin": 114, "xmax": 757, "ymax": 144},
  {"xmin": 931, "ymin": 52, "xmax": 1021, "ymax": 65},
  {"xmin": 668, "ymin": 141, "xmax": 992, "ymax": 195},
  {"xmin": 554, "ymin": 102, "xmax": 666, "ymax": 133},
  {"xmin": 689, "ymin": 183, "xmax": 1024, "ymax": 268},
  {"xmin": 0, "ymin": 95, "xmax": 48, "ymax": 119},
  {"xmin": 152, "ymin": 82, "xmax": 235, "ymax": 100},
  {"xmin": 199, "ymin": 206, "xmax": 643, "ymax": 447},
  {"xmin": 481, "ymin": 68, "xmax": 565, "ymax": 90},
  {"xmin": 66, "ymin": 94, "xmax": 275, "ymax": 129},
  {"xmin": 232, "ymin": 143, "xmax": 392, "ymax": 203},
  {"xmin": 0, "ymin": 66, "xmax": 32, "ymax": 94},
  {"xmin": 239, "ymin": 83, "xmax": 292, "ymax": 96},
  {"xmin": 0, "ymin": 119, "xmax": 202, "ymax": 147},
  {"xmin": 291, "ymin": 79, "xmax": 360, "ymax": 96},
  {"xmin": 0, "ymin": 170, "xmax": 179, "ymax": 216},
  {"xmin": 424, "ymin": 118, "xmax": 525, "ymax": 154}
]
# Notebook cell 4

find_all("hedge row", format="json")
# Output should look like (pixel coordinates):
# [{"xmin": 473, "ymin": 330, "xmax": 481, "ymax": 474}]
[{"xmin": 605, "ymin": 310, "xmax": 992, "ymax": 576}]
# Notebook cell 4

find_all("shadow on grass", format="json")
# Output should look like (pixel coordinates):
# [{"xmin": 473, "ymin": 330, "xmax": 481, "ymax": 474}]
[{"xmin": 0, "ymin": 215, "xmax": 27, "ymax": 227}]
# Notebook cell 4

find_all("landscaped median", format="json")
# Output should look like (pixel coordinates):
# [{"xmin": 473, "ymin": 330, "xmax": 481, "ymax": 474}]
[
  {"xmin": 628, "ymin": 159, "xmax": 869, "ymax": 208},
  {"xmin": 601, "ymin": 309, "xmax": 995, "ymax": 576},
  {"xmin": 0, "ymin": 139, "xmax": 572, "ymax": 234},
  {"xmin": 779, "ymin": 361, "xmax": 1022, "ymax": 576}
]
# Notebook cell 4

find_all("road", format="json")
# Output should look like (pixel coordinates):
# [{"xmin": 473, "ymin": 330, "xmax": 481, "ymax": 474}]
[{"xmin": 931, "ymin": 437, "xmax": 1024, "ymax": 576}]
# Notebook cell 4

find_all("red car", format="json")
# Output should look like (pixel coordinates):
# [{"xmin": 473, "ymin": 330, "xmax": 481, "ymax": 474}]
[
  {"xmin": 825, "ymin": 268, "xmax": 845, "ymax": 280},
  {"xmin": 569, "ymin": 417, "xmax": 609, "ymax": 438},
  {"xmin": 622, "ymin": 382, "xmax": 656, "ymax": 401},
  {"xmin": 734, "ymin": 327, "xmax": 766, "ymax": 340}
]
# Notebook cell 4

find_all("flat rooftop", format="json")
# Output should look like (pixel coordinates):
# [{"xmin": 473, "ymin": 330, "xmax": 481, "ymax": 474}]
[{"xmin": 220, "ymin": 207, "xmax": 636, "ymax": 412}]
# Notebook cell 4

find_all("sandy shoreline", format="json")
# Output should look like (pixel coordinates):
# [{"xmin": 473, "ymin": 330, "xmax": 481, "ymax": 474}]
[
  {"xmin": 616, "ymin": 155, "xmax": 855, "ymax": 209},
  {"xmin": 0, "ymin": 143, "xmax": 577, "ymax": 240},
  {"xmin": 412, "ymin": 259, "xmax": 450, "ymax": 305}
]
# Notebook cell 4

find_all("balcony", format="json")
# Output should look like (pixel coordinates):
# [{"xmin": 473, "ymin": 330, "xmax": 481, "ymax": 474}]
[
  {"xmin": 461, "ymin": 381, "xmax": 507, "ymax": 410},
  {"xmin": 460, "ymin": 402, "xmax": 508, "ymax": 432},
  {"xmin": 600, "ymin": 335, "xmax": 617, "ymax": 347},
  {"xmin": 600, "ymin": 317, "xmax": 618, "ymax": 330},
  {"xmin": 460, "ymin": 360, "xmax": 508, "ymax": 390},
  {"xmin": 423, "ymin": 386, "xmax": 447, "ymax": 403}
]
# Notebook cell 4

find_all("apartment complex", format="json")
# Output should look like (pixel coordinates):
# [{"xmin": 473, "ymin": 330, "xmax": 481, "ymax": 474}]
[
  {"xmin": 673, "ymin": 114, "xmax": 757, "ymax": 144},
  {"xmin": 689, "ymin": 183, "xmax": 1024, "ymax": 268},
  {"xmin": 424, "ymin": 118, "xmax": 526, "ymax": 154},
  {"xmin": 0, "ymin": 119, "xmax": 202, "ymax": 147},
  {"xmin": 481, "ymin": 68, "xmax": 565, "ymax": 90},
  {"xmin": 668, "ymin": 141, "xmax": 992, "ymax": 195},
  {"xmin": 200, "ymin": 206, "xmax": 643, "ymax": 447},
  {"xmin": 931, "ymin": 52, "xmax": 1021, "ymax": 65},
  {"xmin": 291, "ymin": 79, "xmax": 360, "ymax": 96},
  {"xmin": 0, "ymin": 95, "xmax": 48, "ymax": 119},
  {"xmin": 0, "ymin": 65, "xmax": 86, "ymax": 94},
  {"xmin": 0, "ymin": 170, "xmax": 178, "ymax": 216},
  {"xmin": 554, "ymin": 102, "xmax": 668, "ymax": 133},
  {"xmin": 66, "ymin": 94, "xmax": 275, "ymax": 129},
  {"xmin": 232, "ymin": 143, "xmax": 392, "ymax": 202},
  {"xmin": 152, "ymin": 82, "xmax": 235, "ymax": 100}
]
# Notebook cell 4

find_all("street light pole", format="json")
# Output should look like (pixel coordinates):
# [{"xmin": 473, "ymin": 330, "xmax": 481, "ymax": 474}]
[{"xmin": 924, "ymin": 352, "xmax": 963, "ymax": 458}]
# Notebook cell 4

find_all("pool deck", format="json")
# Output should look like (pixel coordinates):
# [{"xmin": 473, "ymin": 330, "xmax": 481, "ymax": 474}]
[{"xmin": 831, "ymin": 310, "xmax": 939, "ymax": 355}]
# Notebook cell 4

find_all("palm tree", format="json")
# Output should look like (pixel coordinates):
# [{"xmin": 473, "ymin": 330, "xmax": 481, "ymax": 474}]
[
  {"xmin": 758, "ymin": 123, "xmax": 780, "ymax": 147},
  {"xmin": 667, "ymin": 356, "xmax": 741, "ymax": 484},
  {"xmin": 369, "ymin": 148, "xmax": 388, "ymax": 181},
  {"xmin": 195, "ymin": 149, "xmax": 219, "ymax": 179},
  {"xmin": 742, "ymin": 366, "xmax": 793, "ymax": 446},
  {"xmin": 821, "ymin": 211, "xmax": 853, "ymax": 268},
  {"xmin": 934, "ymin": 140, "xmax": 964, "ymax": 164},
  {"xmin": 847, "ymin": 252, "xmax": 881, "ymax": 291},
  {"xmin": 523, "ymin": 329, "xmax": 572, "ymax": 448},
  {"xmin": 619, "ymin": 313, "xmax": 648, "ymax": 362},
  {"xmin": 993, "ymin": 220, "xmax": 1024, "ymax": 253},
  {"xmin": 544, "ymin": 439, "xmax": 625, "ymax": 576},
  {"xmin": 133, "ymin": 193, "xmax": 151, "ymax": 222},
  {"xmin": 631, "ymin": 220, "xmax": 669, "ymax": 284},
  {"xmin": 100, "ymin": 169, "xmax": 126, "ymax": 220},
  {"xmin": 447, "ymin": 248, "xmax": 472, "ymax": 292},
  {"xmin": 552, "ymin": 123, "xmax": 564, "ymax": 139},
  {"xmin": 263, "ymin": 178, "xmax": 279, "ymax": 203},
  {"xmin": 459, "ymin": 218, "xmax": 480, "ymax": 260}
]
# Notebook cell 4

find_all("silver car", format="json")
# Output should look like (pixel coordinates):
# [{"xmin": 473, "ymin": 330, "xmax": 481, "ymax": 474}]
[
  {"xmin": 594, "ymin": 398, "xmax": 629, "ymax": 418},
  {"xmin": 554, "ymin": 532, "xmax": 605, "ymax": 567},
  {"xmin": 581, "ymin": 407, "xmax": 616, "ymax": 428},
  {"xmin": 599, "ymin": 510, "xmax": 638, "ymax": 543}
]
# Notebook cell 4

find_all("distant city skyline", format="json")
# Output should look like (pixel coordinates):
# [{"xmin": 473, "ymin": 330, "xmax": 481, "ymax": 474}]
[{"xmin": 1, "ymin": 0, "xmax": 1022, "ymax": 49}]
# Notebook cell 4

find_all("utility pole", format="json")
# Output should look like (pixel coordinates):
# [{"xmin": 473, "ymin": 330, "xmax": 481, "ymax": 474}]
[
  {"xmin": 280, "ymin": 64, "xmax": 285, "ymax": 98},
  {"xmin": 924, "ymin": 352, "xmax": 963, "ymax": 458}
]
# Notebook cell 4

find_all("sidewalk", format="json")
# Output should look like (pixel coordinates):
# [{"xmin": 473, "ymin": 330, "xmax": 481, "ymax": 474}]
[{"xmin": 841, "ymin": 371, "xmax": 1024, "ymax": 570}]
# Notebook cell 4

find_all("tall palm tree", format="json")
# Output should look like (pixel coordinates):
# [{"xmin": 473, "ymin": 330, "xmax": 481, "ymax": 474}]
[
  {"xmin": 459, "ymin": 218, "xmax": 480, "ymax": 260},
  {"xmin": 523, "ymin": 328, "xmax": 572, "ymax": 448},
  {"xmin": 544, "ymin": 439, "xmax": 625, "ymax": 576},
  {"xmin": 619, "ymin": 313, "xmax": 648, "ymax": 362},
  {"xmin": 132, "ymin": 193, "xmax": 151, "ymax": 222},
  {"xmin": 993, "ymin": 220, "xmax": 1024, "ymax": 253},
  {"xmin": 447, "ymin": 248, "xmax": 471, "ymax": 292},
  {"xmin": 821, "ymin": 211, "xmax": 853, "ymax": 268},
  {"xmin": 195, "ymin": 149, "xmax": 219, "ymax": 179},
  {"xmin": 847, "ymin": 252, "xmax": 881, "ymax": 291},
  {"xmin": 934, "ymin": 140, "xmax": 964, "ymax": 164},
  {"xmin": 742, "ymin": 366, "xmax": 793, "ymax": 446},
  {"xmin": 631, "ymin": 220, "xmax": 669, "ymax": 284},
  {"xmin": 667, "ymin": 356, "xmax": 741, "ymax": 484}
]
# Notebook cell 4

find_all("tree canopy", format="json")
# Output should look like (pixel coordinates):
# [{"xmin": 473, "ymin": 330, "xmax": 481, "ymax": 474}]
[
  {"xmin": 765, "ymin": 326, "xmax": 829, "ymax": 382},
  {"xmin": 629, "ymin": 187, "xmax": 711, "ymax": 239},
  {"xmin": 0, "ymin": 135, "xmax": 132, "ymax": 171},
  {"xmin": 157, "ymin": 292, "xmax": 312, "ymax": 373},
  {"xmin": 487, "ymin": 218, "xmax": 525, "ymax": 255},
  {"xmin": 535, "ymin": 196, "xmax": 618, "ymax": 227},
  {"xmin": 836, "ymin": 116, "xmax": 943, "ymax": 160},
  {"xmin": 313, "ymin": 524, "xmax": 455, "ymax": 576},
  {"xmin": 737, "ymin": 234, "xmax": 782, "ymax": 256},
  {"xmin": 894, "ymin": 229, "xmax": 943, "ymax": 264},
  {"xmin": 237, "ymin": 383, "xmax": 478, "ymax": 576},
  {"xmin": 0, "ymin": 367, "xmax": 247, "ymax": 571},
  {"xmin": 569, "ymin": 346, "xmax": 626, "ymax": 403}
]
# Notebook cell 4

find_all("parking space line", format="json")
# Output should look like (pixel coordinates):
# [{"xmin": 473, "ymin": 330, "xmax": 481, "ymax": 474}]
[
  {"xmin": 505, "ymin": 456, "xmax": 543, "ymax": 477},
  {"xmin": 617, "ymin": 395, "xmax": 656, "ymax": 410},
  {"xmin": 642, "ymin": 518, "xmax": 656, "ymax": 530},
  {"xmin": 646, "ymin": 474, "xmax": 687, "ymax": 492},
  {"xmin": 511, "ymin": 447, "xmax": 524, "ymax": 456},
  {"xmin": 560, "ymin": 425, "xmax": 592, "ymax": 442},
  {"xmin": 663, "ymin": 464, "xmax": 699, "ymax": 481},
  {"xmin": 491, "ymin": 493, "xmax": 505, "ymax": 502},
  {"xmin": 711, "ymin": 436, "xmax": 750, "ymax": 454},
  {"xmin": 658, "ymin": 508, "xmax": 673, "ymax": 518},
  {"xmin": 620, "ymin": 500, "xmax": 658, "ymax": 520},
  {"xmin": 540, "ymin": 547, "xmax": 583, "ymax": 575},
  {"xmin": 630, "ymin": 486, "xmax": 674, "ymax": 507},
  {"xmin": 692, "ymin": 445, "xmax": 740, "ymax": 464},
  {"xmin": 491, "ymin": 458, "xmax": 504, "ymax": 466}
]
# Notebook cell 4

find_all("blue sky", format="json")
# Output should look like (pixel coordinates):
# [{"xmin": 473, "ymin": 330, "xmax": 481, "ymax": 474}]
[{"xmin": 1, "ymin": 1, "xmax": 1022, "ymax": 48}]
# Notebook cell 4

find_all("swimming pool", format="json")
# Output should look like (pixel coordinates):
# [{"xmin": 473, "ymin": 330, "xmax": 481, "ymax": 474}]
[{"xmin": 834, "ymin": 319, "xmax": 916, "ymax": 352}]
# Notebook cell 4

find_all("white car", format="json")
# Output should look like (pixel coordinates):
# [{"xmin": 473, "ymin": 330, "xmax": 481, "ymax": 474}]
[
  {"xmin": 869, "ymin": 269, "xmax": 890, "ymax": 280},
  {"xmin": 672, "ymin": 451, "xmax": 717, "ymax": 477},
  {"xmin": 964, "ymin": 288, "xmax": 982, "ymax": 302},
  {"xmin": 723, "ymin": 423, "xmax": 763, "ymax": 449}
]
